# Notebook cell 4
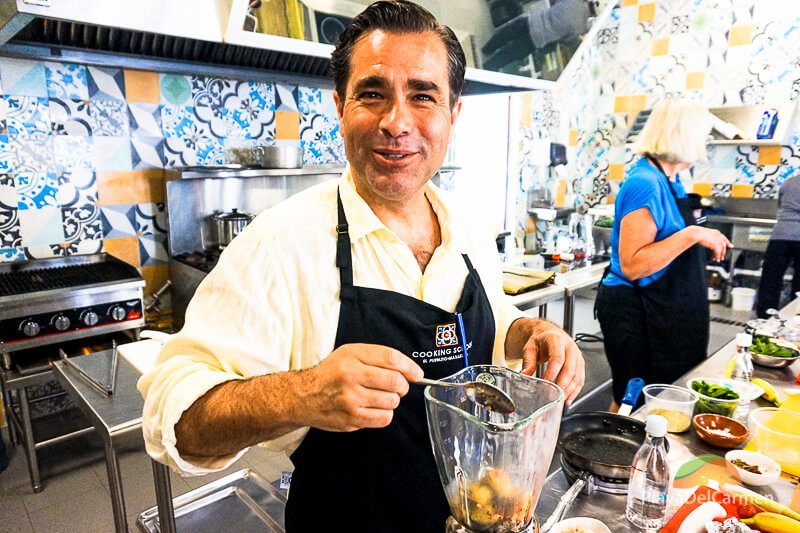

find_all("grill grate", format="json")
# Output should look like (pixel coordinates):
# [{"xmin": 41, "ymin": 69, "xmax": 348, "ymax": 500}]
[{"xmin": 0, "ymin": 261, "xmax": 139, "ymax": 297}]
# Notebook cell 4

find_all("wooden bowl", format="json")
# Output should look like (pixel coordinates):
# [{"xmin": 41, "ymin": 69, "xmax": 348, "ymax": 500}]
[{"xmin": 692, "ymin": 414, "xmax": 749, "ymax": 449}]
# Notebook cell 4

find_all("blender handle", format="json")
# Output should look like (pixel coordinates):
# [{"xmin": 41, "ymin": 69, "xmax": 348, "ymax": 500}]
[{"xmin": 540, "ymin": 471, "xmax": 590, "ymax": 532}]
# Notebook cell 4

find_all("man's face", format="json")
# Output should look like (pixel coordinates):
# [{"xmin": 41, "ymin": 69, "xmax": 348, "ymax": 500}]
[{"xmin": 334, "ymin": 30, "xmax": 462, "ymax": 206}]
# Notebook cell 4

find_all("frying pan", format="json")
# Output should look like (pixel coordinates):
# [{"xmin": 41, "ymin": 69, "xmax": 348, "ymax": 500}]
[{"xmin": 540, "ymin": 412, "xmax": 648, "ymax": 532}]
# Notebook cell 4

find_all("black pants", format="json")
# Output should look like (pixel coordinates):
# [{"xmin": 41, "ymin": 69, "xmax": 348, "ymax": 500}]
[{"xmin": 756, "ymin": 240, "xmax": 800, "ymax": 318}]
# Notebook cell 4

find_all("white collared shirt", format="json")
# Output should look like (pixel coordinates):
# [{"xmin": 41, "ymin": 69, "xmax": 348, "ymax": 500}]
[{"xmin": 138, "ymin": 167, "xmax": 524, "ymax": 474}]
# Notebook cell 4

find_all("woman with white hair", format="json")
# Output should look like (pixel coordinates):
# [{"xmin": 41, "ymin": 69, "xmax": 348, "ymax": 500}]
[{"xmin": 595, "ymin": 99, "xmax": 733, "ymax": 411}]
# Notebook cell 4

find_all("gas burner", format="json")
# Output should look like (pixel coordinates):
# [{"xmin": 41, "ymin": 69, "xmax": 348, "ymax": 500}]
[
  {"xmin": 174, "ymin": 250, "xmax": 222, "ymax": 274},
  {"xmin": 559, "ymin": 455, "xmax": 629, "ymax": 495}
]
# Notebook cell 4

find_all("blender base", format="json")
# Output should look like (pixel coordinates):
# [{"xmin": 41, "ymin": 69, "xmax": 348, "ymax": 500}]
[{"xmin": 445, "ymin": 516, "xmax": 539, "ymax": 533}]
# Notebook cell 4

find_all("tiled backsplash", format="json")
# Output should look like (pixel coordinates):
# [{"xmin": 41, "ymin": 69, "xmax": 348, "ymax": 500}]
[
  {"xmin": 554, "ymin": 0, "xmax": 800, "ymax": 206},
  {"xmin": 0, "ymin": 57, "xmax": 346, "ymax": 296}
]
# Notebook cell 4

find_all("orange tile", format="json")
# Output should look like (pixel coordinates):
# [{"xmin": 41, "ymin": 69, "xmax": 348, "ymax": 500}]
[
  {"xmin": 614, "ymin": 96, "xmax": 630, "ymax": 113},
  {"xmin": 652, "ymin": 37, "xmax": 669, "ymax": 56},
  {"xmin": 606, "ymin": 195, "xmax": 616, "ymax": 204},
  {"xmin": 97, "ymin": 170, "xmax": 166, "ymax": 205},
  {"xmin": 731, "ymin": 184, "xmax": 754, "ymax": 198},
  {"xmin": 638, "ymin": 3, "xmax": 655, "ymax": 22},
  {"xmin": 686, "ymin": 72, "xmax": 705, "ymax": 90},
  {"xmin": 757, "ymin": 145, "xmax": 782, "ymax": 166},
  {"xmin": 141, "ymin": 264, "xmax": 170, "ymax": 296},
  {"xmin": 519, "ymin": 94, "xmax": 533, "ymax": 128},
  {"xmin": 124, "ymin": 70, "xmax": 160, "ymax": 103},
  {"xmin": 693, "ymin": 182, "xmax": 712, "ymax": 197},
  {"xmin": 555, "ymin": 179, "xmax": 567, "ymax": 207},
  {"xmin": 628, "ymin": 95, "xmax": 648, "ymax": 114},
  {"xmin": 568, "ymin": 129, "xmax": 579, "ymax": 147},
  {"xmin": 728, "ymin": 25, "xmax": 753, "ymax": 46},
  {"xmin": 608, "ymin": 163, "xmax": 625, "ymax": 181},
  {"xmin": 275, "ymin": 111, "xmax": 300, "ymax": 140},
  {"xmin": 104, "ymin": 237, "xmax": 140, "ymax": 267},
  {"xmin": 621, "ymin": 0, "xmax": 638, "ymax": 6}
]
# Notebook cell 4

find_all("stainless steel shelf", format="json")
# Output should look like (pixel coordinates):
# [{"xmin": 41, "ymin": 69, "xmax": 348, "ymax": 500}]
[{"xmin": 176, "ymin": 165, "xmax": 345, "ymax": 180}]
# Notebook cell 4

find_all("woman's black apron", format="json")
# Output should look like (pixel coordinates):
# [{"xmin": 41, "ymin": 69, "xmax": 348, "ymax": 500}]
[
  {"xmin": 596, "ymin": 157, "xmax": 709, "ymax": 402},
  {"xmin": 284, "ymin": 190, "xmax": 496, "ymax": 532}
]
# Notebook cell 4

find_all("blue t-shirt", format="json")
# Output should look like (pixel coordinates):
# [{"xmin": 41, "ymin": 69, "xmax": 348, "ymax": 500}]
[{"xmin": 604, "ymin": 158, "xmax": 687, "ymax": 287}]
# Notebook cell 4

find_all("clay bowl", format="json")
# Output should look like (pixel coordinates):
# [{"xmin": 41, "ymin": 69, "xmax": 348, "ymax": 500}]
[{"xmin": 692, "ymin": 413, "xmax": 749, "ymax": 449}]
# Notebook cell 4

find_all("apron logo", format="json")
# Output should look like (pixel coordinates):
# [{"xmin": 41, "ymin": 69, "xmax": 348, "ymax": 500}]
[{"xmin": 435, "ymin": 323, "xmax": 458, "ymax": 347}]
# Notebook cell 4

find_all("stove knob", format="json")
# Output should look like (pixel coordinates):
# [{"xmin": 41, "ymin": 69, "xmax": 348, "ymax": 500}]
[
  {"xmin": 21, "ymin": 320, "xmax": 40, "ymax": 337},
  {"xmin": 81, "ymin": 311, "xmax": 99, "ymax": 327},
  {"xmin": 53, "ymin": 314, "xmax": 71, "ymax": 331},
  {"xmin": 109, "ymin": 305, "xmax": 127, "ymax": 322}
]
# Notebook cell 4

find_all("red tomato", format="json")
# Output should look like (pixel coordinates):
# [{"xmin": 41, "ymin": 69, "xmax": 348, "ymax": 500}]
[{"xmin": 737, "ymin": 503, "xmax": 760, "ymax": 519}]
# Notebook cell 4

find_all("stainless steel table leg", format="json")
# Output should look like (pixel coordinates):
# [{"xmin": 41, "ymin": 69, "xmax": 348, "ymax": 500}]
[
  {"xmin": 18, "ymin": 387, "xmax": 42, "ymax": 492},
  {"xmin": 0, "ymin": 377, "xmax": 18, "ymax": 445},
  {"xmin": 538, "ymin": 303, "xmax": 548, "ymax": 319},
  {"xmin": 563, "ymin": 292, "xmax": 576, "ymax": 337},
  {"xmin": 152, "ymin": 459, "xmax": 177, "ymax": 533},
  {"xmin": 104, "ymin": 439, "xmax": 128, "ymax": 533}
]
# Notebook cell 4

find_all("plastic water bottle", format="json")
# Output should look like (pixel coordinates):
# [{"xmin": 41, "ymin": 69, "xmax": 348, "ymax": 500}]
[
  {"xmin": 626, "ymin": 414, "xmax": 670, "ymax": 530},
  {"xmin": 730, "ymin": 332, "xmax": 754, "ymax": 422}
]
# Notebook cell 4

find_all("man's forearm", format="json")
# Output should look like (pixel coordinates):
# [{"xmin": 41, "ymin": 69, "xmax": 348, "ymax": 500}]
[{"xmin": 175, "ymin": 370, "xmax": 309, "ymax": 458}]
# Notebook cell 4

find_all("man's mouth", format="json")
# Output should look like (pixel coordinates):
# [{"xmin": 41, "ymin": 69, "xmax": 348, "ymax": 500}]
[{"xmin": 374, "ymin": 149, "xmax": 416, "ymax": 161}]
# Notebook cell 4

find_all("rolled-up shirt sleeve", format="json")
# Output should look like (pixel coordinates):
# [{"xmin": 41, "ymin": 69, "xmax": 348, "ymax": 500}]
[{"xmin": 137, "ymin": 228, "xmax": 296, "ymax": 475}]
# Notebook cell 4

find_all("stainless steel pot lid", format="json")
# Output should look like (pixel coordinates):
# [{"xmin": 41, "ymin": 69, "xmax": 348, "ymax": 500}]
[{"xmin": 213, "ymin": 208, "xmax": 253, "ymax": 221}]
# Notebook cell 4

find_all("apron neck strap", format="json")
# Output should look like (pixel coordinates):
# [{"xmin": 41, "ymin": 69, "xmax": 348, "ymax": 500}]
[
  {"xmin": 335, "ymin": 188, "xmax": 354, "ymax": 289},
  {"xmin": 646, "ymin": 155, "xmax": 682, "ymax": 202}
]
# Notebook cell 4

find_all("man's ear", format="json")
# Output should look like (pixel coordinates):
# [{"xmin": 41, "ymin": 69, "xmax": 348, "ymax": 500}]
[
  {"xmin": 333, "ymin": 90, "xmax": 345, "ymax": 138},
  {"xmin": 448, "ymin": 97, "xmax": 463, "ymax": 142}
]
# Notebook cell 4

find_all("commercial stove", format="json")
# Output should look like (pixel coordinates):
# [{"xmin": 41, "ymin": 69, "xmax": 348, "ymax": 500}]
[{"xmin": 0, "ymin": 253, "xmax": 145, "ymax": 492}]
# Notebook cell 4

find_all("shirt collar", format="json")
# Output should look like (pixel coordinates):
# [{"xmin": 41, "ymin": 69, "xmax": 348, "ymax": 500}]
[{"xmin": 337, "ymin": 165, "xmax": 457, "ymax": 248}]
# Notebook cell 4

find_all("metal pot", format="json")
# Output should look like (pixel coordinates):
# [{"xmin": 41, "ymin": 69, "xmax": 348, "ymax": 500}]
[{"xmin": 212, "ymin": 208, "xmax": 253, "ymax": 248}]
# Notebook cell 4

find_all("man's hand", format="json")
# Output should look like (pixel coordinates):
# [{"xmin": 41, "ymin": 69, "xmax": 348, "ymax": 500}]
[
  {"xmin": 506, "ymin": 318, "xmax": 585, "ymax": 405},
  {"xmin": 301, "ymin": 344, "xmax": 424, "ymax": 432}
]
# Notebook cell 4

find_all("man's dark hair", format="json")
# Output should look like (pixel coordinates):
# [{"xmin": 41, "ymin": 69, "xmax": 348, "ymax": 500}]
[{"xmin": 330, "ymin": 0, "xmax": 466, "ymax": 109}]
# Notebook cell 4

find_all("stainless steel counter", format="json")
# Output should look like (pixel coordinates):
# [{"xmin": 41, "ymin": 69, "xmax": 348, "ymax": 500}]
[
  {"xmin": 534, "ymin": 298, "xmax": 800, "ymax": 531},
  {"xmin": 707, "ymin": 215, "xmax": 777, "ymax": 226}
]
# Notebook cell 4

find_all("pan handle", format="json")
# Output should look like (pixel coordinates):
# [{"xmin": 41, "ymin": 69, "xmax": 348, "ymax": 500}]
[{"xmin": 539, "ymin": 471, "xmax": 590, "ymax": 533}]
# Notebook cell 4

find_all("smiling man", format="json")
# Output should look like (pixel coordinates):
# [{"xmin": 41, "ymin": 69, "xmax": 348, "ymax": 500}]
[{"xmin": 139, "ymin": 2, "xmax": 584, "ymax": 531}]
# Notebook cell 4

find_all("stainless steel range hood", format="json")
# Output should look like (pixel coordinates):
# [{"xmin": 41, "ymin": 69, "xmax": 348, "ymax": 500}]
[{"xmin": 0, "ymin": 0, "xmax": 554, "ymax": 94}]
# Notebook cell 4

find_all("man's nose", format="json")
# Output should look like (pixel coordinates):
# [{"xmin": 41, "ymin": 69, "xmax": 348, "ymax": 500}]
[{"xmin": 379, "ymin": 98, "xmax": 412, "ymax": 137}]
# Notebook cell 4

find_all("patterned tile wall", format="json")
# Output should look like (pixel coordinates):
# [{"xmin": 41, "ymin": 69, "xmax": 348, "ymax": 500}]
[
  {"xmin": 549, "ymin": 0, "xmax": 800, "ymax": 207},
  {"xmin": 0, "ymin": 58, "xmax": 346, "ymax": 297}
]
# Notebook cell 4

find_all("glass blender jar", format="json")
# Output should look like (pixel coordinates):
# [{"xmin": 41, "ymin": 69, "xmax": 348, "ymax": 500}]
[{"xmin": 424, "ymin": 365, "xmax": 565, "ymax": 533}]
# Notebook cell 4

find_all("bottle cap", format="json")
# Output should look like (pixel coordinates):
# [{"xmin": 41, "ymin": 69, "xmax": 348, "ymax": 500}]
[
  {"xmin": 645, "ymin": 414, "xmax": 668, "ymax": 437},
  {"xmin": 736, "ymin": 332, "xmax": 753, "ymax": 348}
]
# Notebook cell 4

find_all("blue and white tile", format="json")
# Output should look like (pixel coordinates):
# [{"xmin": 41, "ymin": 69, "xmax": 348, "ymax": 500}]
[
  {"xmin": 93, "ymin": 136, "xmax": 132, "ymax": 171},
  {"xmin": 300, "ymin": 112, "xmax": 340, "ymax": 143},
  {"xmin": 3, "ymin": 95, "xmax": 51, "ymax": 135},
  {"xmin": 44, "ymin": 62, "xmax": 89, "ymax": 100},
  {"xmin": 128, "ymin": 102, "xmax": 162, "ymax": 137},
  {"xmin": 52, "ymin": 135, "xmax": 93, "ymax": 176},
  {"xmin": 191, "ymin": 76, "xmax": 231, "ymax": 110},
  {"xmin": 48, "ymin": 97, "xmax": 92, "ymax": 136},
  {"xmin": 0, "ymin": 135, "xmax": 11, "ymax": 173},
  {"xmin": 0, "ymin": 175, "xmax": 21, "ymax": 248},
  {"xmin": 100, "ymin": 204, "xmax": 136, "ymax": 238},
  {"xmin": 7, "ymin": 132, "xmax": 54, "ymax": 175},
  {"xmin": 15, "ymin": 172, "xmax": 60, "ymax": 210},
  {"xmin": 161, "ymin": 104, "xmax": 203, "ymax": 139},
  {"xmin": 298, "ymin": 86, "xmax": 336, "ymax": 115},
  {"xmin": 23, "ymin": 244, "xmax": 68, "ymax": 259},
  {"xmin": 18, "ymin": 205, "xmax": 65, "ymax": 245},
  {"xmin": 90, "ymin": 99, "xmax": 130, "ymax": 136},
  {"xmin": 139, "ymin": 233, "xmax": 168, "ymax": 266},
  {"xmin": 88, "ymin": 66, "xmax": 126, "ymax": 101},
  {"xmin": 131, "ymin": 136, "xmax": 165, "ymax": 169},
  {"xmin": 275, "ymin": 83, "xmax": 298, "ymax": 112},
  {"xmin": 0, "ymin": 58, "xmax": 47, "ymax": 97},
  {"xmin": 56, "ymin": 171, "xmax": 98, "ymax": 208},
  {"xmin": 134, "ymin": 202, "xmax": 167, "ymax": 236},
  {"xmin": 221, "ymin": 81, "xmax": 276, "ymax": 140},
  {"xmin": 63, "ymin": 238, "xmax": 104, "ymax": 255},
  {"xmin": 300, "ymin": 138, "xmax": 346, "ymax": 165},
  {"xmin": 62, "ymin": 204, "xmax": 103, "ymax": 242},
  {"xmin": 0, "ymin": 247, "xmax": 25, "ymax": 262},
  {"xmin": 160, "ymin": 73, "xmax": 192, "ymax": 106},
  {"xmin": 163, "ymin": 135, "xmax": 223, "ymax": 167}
]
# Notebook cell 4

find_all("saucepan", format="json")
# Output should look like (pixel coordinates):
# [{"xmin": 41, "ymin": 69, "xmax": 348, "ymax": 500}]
[{"xmin": 211, "ymin": 208, "xmax": 254, "ymax": 249}]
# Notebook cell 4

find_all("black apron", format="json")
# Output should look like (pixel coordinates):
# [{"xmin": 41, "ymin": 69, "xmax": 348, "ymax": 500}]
[
  {"xmin": 284, "ymin": 190, "xmax": 496, "ymax": 532},
  {"xmin": 596, "ymin": 157, "xmax": 709, "ymax": 402}
]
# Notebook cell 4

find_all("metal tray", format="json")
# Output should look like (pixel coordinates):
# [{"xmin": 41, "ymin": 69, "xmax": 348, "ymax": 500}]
[{"xmin": 136, "ymin": 469, "xmax": 286, "ymax": 532}]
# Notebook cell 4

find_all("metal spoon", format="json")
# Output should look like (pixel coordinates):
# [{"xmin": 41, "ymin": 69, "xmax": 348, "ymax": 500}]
[{"xmin": 418, "ymin": 377, "xmax": 516, "ymax": 414}]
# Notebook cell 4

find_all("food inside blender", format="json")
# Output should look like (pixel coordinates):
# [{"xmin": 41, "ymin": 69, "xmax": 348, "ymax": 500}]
[{"xmin": 448, "ymin": 467, "xmax": 534, "ymax": 532}]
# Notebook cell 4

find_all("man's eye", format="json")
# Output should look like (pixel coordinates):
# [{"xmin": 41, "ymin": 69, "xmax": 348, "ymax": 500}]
[
  {"xmin": 415, "ymin": 94, "xmax": 434, "ymax": 102},
  {"xmin": 359, "ymin": 91, "xmax": 382, "ymax": 99}
]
